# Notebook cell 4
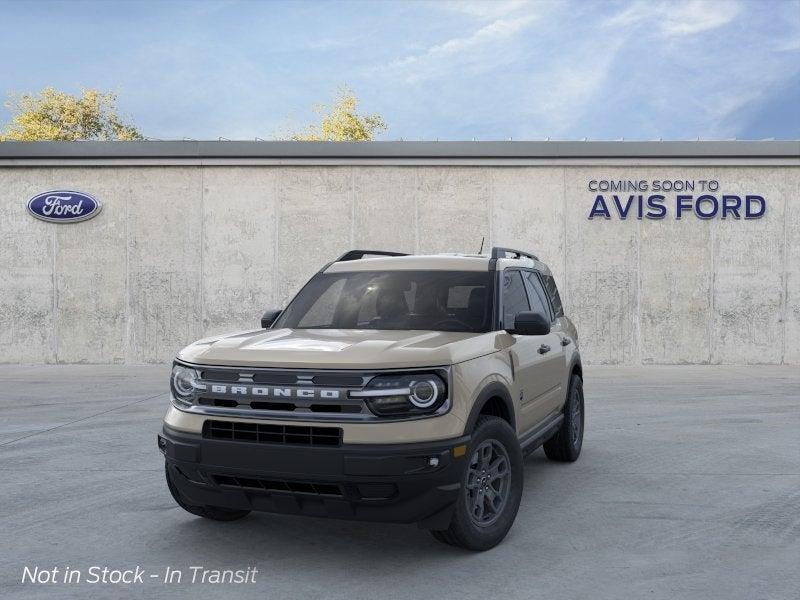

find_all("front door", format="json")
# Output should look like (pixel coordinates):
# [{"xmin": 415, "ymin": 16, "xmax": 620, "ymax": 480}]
[
  {"xmin": 500, "ymin": 270, "xmax": 564, "ymax": 433},
  {"xmin": 522, "ymin": 270, "xmax": 567, "ymax": 415}
]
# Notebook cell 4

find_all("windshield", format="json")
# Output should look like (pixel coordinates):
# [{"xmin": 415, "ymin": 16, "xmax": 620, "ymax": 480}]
[{"xmin": 274, "ymin": 270, "xmax": 494, "ymax": 333}]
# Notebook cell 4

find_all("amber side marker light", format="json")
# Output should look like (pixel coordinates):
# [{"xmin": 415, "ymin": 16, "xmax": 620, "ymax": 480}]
[{"xmin": 453, "ymin": 445, "xmax": 467, "ymax": 458}]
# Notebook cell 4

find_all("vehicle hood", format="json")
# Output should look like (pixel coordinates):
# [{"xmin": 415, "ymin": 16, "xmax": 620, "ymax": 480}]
[{"xmin": 176, "ymin": 328, "xmax": 502, "ymax": 369}]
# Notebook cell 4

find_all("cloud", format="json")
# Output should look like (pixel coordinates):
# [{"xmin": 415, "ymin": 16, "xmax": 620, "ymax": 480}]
[
  {"xmin": 595, "ymin": 0, "xmax": 800, "ymax": 139},
  {"xmin": 607, "ymin": 0, "xmax": 740, "ymax": 37},
  {"xmin": 380, "ymin": 0, "xmax": 750, "ymax": 137},
  {"xmin": 388, "ymin": 14, "xmax": 536, "ymax": 82},
  {"xmin": 303, "ymin": 36, "xmax": 360, "ymax": 51},
  {"xmin": 528, "ymin": 38, "xmax": 627, "ymax": 135},
  {"xmin": 393, "ymin": 16, "xmax": 534, "ymax": 67},
  {"xmin": 440, "ymin": 0, "xmax": 532, "ymax": 20},
  {"xmin": 661, "ymin": 0, "xmax": 740, "ymax": 35},
  {"xmin": 12, "ymin": 0, "xmax": 793, "ymax": 140}
]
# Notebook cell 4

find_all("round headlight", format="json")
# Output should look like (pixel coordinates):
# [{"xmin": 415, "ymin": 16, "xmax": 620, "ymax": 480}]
[
  {"xmin": 355, "ymin": 372, "xmax": 448, "ymax": 417},
  {"xmin": 409, "ymin": 379, "xmax": 439, "ymax": 408},
  {"xmin": 171, "ymin": 365, "xmax": 198, "ymax": 398}
]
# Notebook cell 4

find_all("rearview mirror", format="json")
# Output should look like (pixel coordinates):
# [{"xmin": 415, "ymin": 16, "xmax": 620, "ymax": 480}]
[
  {"xmin": 261, "ymin": 309, "xmax": 282, "ymax": 329},
  {"xmin": 508, "ymin": 311, "xmax": 550, "ymax": 336}
]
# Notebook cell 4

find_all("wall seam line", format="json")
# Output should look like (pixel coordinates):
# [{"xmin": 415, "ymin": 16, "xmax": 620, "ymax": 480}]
[
  {"xmin": 272, "ymin": 170, "xmax": 281, "ymax": 306},
  {"xmin": 200, "ymin": 166, "xmax": 205, "ymax": 337},
  {"xmin": 124, "ymin": 171, "xmax": 131, "ymax": 363},
  {"xmin": 562, "ymin": 167, "xmax": 567, "ymax": 320},
  {"xmin": 781, "ymin": 182, "xmax": 788, "ymax": 363},
  {"xmin": 636, "ymin": 213, "xmax": 642, "ymax": 365},
  {"xmin": 414, "ymin": 169, "xmax": 420, "ymax": 253},
  {"xmin": 351, "ymin": 167, "xmax": 356, "ymax": 248},
  {"xmin": 488, "ymin": 169, "xmax": 494, "ymax": 249},
  {"xmin": 709, "ymin": 217, "xmax": 716, "ymax": 364},
  {"xmin": 51, "ymin": 168, "xmax": 58, "ymax": 363}
]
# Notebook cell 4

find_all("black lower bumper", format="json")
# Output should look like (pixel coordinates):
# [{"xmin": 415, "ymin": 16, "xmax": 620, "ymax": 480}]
[{"xmin": 159, "ymin": 425, "xmax": 470, "ymax": 529}]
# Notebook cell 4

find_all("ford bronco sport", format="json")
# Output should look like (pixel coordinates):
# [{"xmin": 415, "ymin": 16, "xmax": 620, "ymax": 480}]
[{"xmin": 160, "ymin": 247, "xmax": 584, "ymax": 550}]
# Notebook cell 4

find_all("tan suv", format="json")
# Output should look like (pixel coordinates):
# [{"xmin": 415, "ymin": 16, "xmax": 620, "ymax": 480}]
[{"xmin": 159, "ymin": 247, "xmax": 584, "ymax": 550}]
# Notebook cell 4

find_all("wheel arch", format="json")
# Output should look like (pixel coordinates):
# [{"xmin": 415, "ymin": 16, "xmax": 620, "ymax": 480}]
[
  {"xmin": 464, "ymin": 382, "xmax": 516, "ymax": 434},
  {"xmin": 570, "ymin": 358, "xmax": 583, "ymax": 381}
]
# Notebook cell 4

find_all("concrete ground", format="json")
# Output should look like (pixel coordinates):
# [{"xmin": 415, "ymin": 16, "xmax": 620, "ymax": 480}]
[{"xmin": 1, "ymin": 365, "xmax": 798, "ymax": 600}]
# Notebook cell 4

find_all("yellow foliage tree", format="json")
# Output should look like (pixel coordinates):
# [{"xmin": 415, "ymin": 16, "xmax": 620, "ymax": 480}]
[
  {"xmin": 291, "ymin": 86, "xmax": 386, "ymax": 141},
  {"xmin": 1, "ymin": 87, "xmax": 143, "ymax": 141}
]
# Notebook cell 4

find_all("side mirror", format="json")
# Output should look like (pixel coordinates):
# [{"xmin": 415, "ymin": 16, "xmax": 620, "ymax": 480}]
[
  {"xmin": 508, "ymin": 311, "xmax": 550, "ymax": 336},
  {"xmin": 261, "ymin": 309, "xmax": 282, "ymax": 329}
]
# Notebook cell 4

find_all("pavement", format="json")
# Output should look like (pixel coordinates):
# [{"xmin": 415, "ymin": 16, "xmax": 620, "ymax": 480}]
[{"xmin": 1, "ymin": 364, "xmax": 798, "ymax": 600}]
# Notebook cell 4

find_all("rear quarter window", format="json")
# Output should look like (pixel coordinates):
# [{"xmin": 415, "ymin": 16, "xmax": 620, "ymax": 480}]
[
  {"xmin": 541, "ymin": 274, "xmax": 564, "ymax": 318},
  {"xmin": 522, "ymin": 271, "xmax": 551, "ymax": 321}
]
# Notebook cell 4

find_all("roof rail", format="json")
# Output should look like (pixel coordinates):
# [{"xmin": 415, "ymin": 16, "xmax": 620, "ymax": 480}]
[
  {"xmin": 335, "ymin": 249, "xmax": 410, "ymax": 262},
  {"xmin": 491, "ymin": 246, "xmax": 539, "ymax": 261}
]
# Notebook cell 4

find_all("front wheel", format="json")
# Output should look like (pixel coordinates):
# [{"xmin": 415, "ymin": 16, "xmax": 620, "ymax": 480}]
[
  {"xmin": 165, "ymin": 464, "xmax": 250, "ymax": 521},
  {"xmin": 431, "ymin": 416, "xmax": 523, "ymax": 551},
  {"xmin": 543, "ymin": 374, "xmax": 584, "ymax": 462}
]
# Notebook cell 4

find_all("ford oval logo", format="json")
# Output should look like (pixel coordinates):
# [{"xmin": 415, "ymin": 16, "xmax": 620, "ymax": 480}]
[{"xmin": 27, "ymin": 191, "xmax": 102, "ymax": 223}]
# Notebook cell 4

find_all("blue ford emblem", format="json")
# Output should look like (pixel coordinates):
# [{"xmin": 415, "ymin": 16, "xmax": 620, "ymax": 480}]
[{"xmin": 27, "ymin": 191, "xmax": 102, "ymax": 223}]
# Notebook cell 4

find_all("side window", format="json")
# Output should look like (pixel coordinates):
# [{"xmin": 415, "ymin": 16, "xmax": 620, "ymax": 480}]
[
  {"xmin": 541, "ymin": 274, "xmax": 564, "ymax": 318},
  {"xmin": 523, "ymin": 272, "xmax": 551, "ymax": 321},
  {"xmin": 501, "ymin": 270, "xmax": 530, "ymax": 328}
]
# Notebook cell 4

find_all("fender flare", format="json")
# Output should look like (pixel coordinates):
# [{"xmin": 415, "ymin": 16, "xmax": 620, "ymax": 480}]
[
  {"xmin": 557, "ymin": 356, "xmax": 584, "ymax": 412},
  {"xmin": 463, "ymin": 382, "xmax": 516, "ymax": 434},
  {"xmin": 568, "ymin": 356, "xmax": 583, "ymax": 381}
]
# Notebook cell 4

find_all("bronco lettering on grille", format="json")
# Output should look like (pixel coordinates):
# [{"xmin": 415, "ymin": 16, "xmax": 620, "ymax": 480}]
[{"xmin": 208, "ymin": 385, "xmax": 341, "ymax": 399}]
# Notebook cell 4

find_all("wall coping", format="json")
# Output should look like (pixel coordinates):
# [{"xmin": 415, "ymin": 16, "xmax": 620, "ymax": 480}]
[{"xmin": 1, "ymin": 140, "xmax": 798, "ymax": 166}]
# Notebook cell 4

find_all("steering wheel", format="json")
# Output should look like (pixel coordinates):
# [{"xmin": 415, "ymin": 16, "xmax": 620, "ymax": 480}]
[{"xmin": 431, "ymin": 318, "xmax": 472, "ymax": 330}]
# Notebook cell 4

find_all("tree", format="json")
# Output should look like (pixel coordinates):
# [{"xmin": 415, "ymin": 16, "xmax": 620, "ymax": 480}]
[
  {"xmin": 290, "ymin": 86, "xmax": 386, "ymax": 141},
  {"xmin": 1, "ymin": 87, "xmax": 143, "ymax": 141}
]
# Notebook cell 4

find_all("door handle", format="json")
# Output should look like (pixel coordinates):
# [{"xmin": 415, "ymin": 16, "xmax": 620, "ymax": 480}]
[{"xmin": 538, "ymin": 344, "xmax": 551, "ymax": 354}]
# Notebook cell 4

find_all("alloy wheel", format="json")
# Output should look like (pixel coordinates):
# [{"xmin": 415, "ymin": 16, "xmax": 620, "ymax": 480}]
[
  {"xmin": 571, "ymin": 389, "xmax": 583, "ymax": 446},
  {"xmin": 465, "ymin": 439, "xmax": 511, "ymax": 527}
]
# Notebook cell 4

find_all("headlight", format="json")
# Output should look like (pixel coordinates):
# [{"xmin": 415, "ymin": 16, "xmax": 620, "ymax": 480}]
[
  {"xmin": 352, "ymin": 372, "xmax": 448, "ymax": 417},
  {"xmin": 409, "ymin": 379, "xmax": 439, "ymax": 408},
  {"xmin": 170, "ymin": 364, "xmax": 201, "ymax": 406}
]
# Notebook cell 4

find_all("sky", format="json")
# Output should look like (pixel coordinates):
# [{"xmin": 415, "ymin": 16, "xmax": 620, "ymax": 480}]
[{"xmin": 0, "ymin": 0, "xmax": 798, "ymax": 140}]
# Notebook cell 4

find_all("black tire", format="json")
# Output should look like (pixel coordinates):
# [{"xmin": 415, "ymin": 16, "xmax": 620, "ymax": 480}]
[
  {"xmin": 165, "ymin": 464, "xmax": 250, "ymax": 521},
  {"xmin": 543, "ymin": 374, "xmax": 584, "ymax": 462},
  {"xmin": 430, "ymin": 416, "xmax": 523, "ymax": 551}
]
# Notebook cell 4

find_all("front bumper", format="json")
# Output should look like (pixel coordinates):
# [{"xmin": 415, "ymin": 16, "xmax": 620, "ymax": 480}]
[{"xmin": 159, "ymin": 425, "xmax": 470, "ymax": 529}]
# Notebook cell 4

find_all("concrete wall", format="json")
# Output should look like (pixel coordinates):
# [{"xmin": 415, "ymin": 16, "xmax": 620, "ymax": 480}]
[{"xmin": 1, "ymin": 164, "xmax": 798, "ymax": 364}]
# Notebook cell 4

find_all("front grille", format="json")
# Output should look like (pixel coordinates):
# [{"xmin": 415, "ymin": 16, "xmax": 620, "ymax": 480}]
[
  {"xmin": 212, "ymin": 474, "xmax": 343, "ymax": 497},
  {"xmin": 311, "ymin": 374, "xmax": 365, "ymax": 386},
  {"xmin": 203, "ymin": 420, "xmax": 342, "ymax": 447},
  {"xmin": 199, "ymin": 369, "xmax": 240, "ymax": 382},
  {"xmin": 197, "ymin": 397, "xmax": 362, "ymax": 414},
  {"xmin": 251, "ymin": 373, "xmax": 300, "ymax": 385},
  {"xmin": 178, "ymin": 365, "xmax": 449, "ymax": 422},
  {"xmin": 309, "ymin": 403, "xmax": 362, "ymax": 413},
  {"xmin": 249, "ymin": 401, "xmax": 295, "ymax": 411}
]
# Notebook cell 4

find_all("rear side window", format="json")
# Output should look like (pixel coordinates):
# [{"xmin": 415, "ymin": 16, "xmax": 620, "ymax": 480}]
[
  {"xmin": 540, "ymin": 274, "xmax": 564, "ymax": 318},
  {"xmin": 522, "ymin": 272, "xmax": 551, "ymax": 321},
  {"xmin": 501, "ymin": 270, "xmax": 530, "ymax": 328}
]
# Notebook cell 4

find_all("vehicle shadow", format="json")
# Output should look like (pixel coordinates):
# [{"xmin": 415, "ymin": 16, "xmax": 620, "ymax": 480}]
[{"xmin": 153, "ymin": 450, "xmax": 558, "ymax": 566}]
